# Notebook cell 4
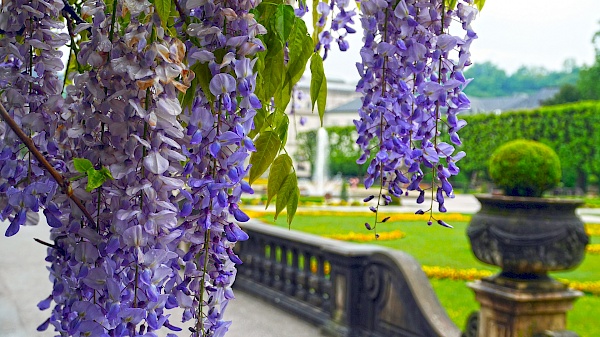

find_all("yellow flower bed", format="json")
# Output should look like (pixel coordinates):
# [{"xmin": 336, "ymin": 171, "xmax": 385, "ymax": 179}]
[
  {"xmin": 243, "ymin": 210, "xmax": 270, "ymax": 218},
  {"xmin": 422, "ymin": 265, "xmax": 600, "ymax": 296},
  {"xmin": 242, "ymin": 209, "xmax": 471, "ymax": 222},
  {"xmin": 560, "ymin": 279, "xmax": 600, "ymax": 296},
  {"xmin": 585, "ymin": 223, "xmax": 600, "ymax": 236},
  {"xmin": 586, "ymin": 244, "xmax": 600, "ymax": 254},
  {"xmin": 422, "ymin": 265, "xmax": 494, "ymax": 281},
  {"xmin": 324, "ymin": 230, "xmax": 405, "ymax": 242},
  {"xmin": 385, "ymin": 213, "xmax": 471, "ymax": 222}
]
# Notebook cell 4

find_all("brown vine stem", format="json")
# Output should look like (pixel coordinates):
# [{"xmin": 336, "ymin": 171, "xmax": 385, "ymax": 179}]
[
  {"xmin": 173, "ymin": 0, "xmax": 190, "ymax": 25},
  {"xmin": 0, "ymin": 101, "xmax": 98, "ymax": 228}
]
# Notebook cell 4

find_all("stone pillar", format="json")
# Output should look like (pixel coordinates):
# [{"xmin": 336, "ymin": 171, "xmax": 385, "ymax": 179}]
[{"xmin": 468, "ymin": 277, "xmax": 582, "ymax": 337}]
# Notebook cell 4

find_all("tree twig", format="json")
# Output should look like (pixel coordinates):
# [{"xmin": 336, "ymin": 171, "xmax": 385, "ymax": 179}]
[
  {"xmin": 0, "ymin": 101, "xmax": 98, "ymax": 228},
  {"xmin": 61, "ymin": 0, "xmax": 86, "ymax": 25},
  {"xmin": 34, "ymin": 238, "xmax": 58, "ymax": 249},
  {"xmin": 61, "ymin": 0, "xmax": 92, "ymax": 35}
]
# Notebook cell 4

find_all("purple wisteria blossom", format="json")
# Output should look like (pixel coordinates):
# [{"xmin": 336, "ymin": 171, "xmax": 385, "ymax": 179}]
[
  {"xmin": 1, "ymin": 0, "xmax": 260, "ymax": 334},
  {"xmin": 314, "ymin": 0, "xmax": 358, "ymax": 59},
  {"xmin": 355, "ymin": 0, "xmax": 477, "ymax": 228}
]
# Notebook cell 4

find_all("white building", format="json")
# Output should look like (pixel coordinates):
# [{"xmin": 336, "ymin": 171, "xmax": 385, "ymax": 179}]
[{"xmin": 286, "ymin": 77, "xmax": 361, "ymax": 177}]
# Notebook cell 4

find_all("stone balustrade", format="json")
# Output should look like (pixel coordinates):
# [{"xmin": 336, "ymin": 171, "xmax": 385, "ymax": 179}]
[{"xmin": 235, "ymin": 219, "xmax": 461, "ymax": 337}]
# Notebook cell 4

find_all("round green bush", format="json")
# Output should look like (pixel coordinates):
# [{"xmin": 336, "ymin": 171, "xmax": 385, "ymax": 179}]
[{"xmin": 488, "ymin": 140, "xmax": 561, "ymax": 197}]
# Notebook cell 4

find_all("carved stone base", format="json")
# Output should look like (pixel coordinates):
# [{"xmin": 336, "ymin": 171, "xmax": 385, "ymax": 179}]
[{"xmin": 468, "ymin": 277, "xmax": 582, "ymax": 337}]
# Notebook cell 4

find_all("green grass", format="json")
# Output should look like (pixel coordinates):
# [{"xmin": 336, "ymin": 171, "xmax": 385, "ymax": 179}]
[{"xmin": 258, "ymin": 212, "xmax": 600, "ymax": 336}]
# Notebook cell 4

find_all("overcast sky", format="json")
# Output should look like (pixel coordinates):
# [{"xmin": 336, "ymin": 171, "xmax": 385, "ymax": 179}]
[{"xmin": 323, "ymin": 0, "xmax": 600, "ymax": 82}]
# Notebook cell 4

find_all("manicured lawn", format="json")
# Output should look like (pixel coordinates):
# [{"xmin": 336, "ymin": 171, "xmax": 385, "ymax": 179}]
[{"xmin": 253, "ymin": 211, "xmax": 600, "ymax": 336}]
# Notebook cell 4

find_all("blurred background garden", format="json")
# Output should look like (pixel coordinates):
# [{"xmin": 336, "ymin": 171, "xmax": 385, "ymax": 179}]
[{"xmin": 237, "ymin": 13, "xmax": 600, "ymax": 335}]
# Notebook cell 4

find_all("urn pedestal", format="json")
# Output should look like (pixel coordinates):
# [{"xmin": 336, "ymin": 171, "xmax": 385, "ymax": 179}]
[{"xmin": 466, "ymin": 195, "xmax": 589, "ymax": 337}]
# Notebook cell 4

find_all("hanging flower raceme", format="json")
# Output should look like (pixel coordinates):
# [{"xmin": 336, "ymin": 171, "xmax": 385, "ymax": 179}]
[
  {"xmin": 355, "ymin": 0, "xmax": 477, "ymax": 230},
  {"xmin": 176, "ymin": 0, "xmax": 265, "ymax": 335},
  {"xmin": 314, "ymin": 0, "xmax": 357, "ymax": 59},
  {"xmin": 1, "ymin": 0, "xmax": 264, "ymax": 333},
  {"xmin": 33, "ymin": 0, "xmax": 196, "ymax": 335},
  {"xmin": 0, "ymin": 0, "xmax": 67, "ymax": 236}
]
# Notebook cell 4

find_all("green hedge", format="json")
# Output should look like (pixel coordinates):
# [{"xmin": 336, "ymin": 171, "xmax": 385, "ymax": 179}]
[
  {"xmin": 460, "ymin": 101, "xmax": 600, "ymax": 191},
  {"xmin": 297, "ymin": 101, "xmax": 600, "ymax": 191}
]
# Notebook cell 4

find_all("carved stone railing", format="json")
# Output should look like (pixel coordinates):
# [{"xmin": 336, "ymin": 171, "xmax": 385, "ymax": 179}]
[{"xmin": 235, "ymin": 219, "xmax": 461, "ymax": 337}]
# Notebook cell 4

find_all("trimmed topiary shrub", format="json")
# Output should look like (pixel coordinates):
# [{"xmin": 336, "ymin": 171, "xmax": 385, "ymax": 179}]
[{"xmin": 488, "ymin": 140, "xmax": 561, "ymax": 197}]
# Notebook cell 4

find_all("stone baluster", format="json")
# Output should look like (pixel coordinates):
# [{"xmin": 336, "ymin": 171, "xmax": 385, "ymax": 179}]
[
  {"xmin": 308, "ymin": 255, "xmax": 323, "ymax": 306},
  {"xmin": 295, "ymin": 251, "xmax": 309, "ymax": 301},
  {"xmin": 273, "ymin": 245, "xmax": 284, "ymax": 290},
  {"xmin": 283, "ymin": 246, "xmax": 298, "ymax": 296},
  {"xmin": 235, "ymin": 220, "xmax": 461, "ymax": 337}
]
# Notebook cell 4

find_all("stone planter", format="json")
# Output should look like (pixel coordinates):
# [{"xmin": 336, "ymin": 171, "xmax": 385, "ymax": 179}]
[
  {"xmin": 467, "ymin": 194, "xmax": 589, "ymax": 280},
  {"xmin": 467, "ymin": 195, "xmax": 589, "ymax": 337}
]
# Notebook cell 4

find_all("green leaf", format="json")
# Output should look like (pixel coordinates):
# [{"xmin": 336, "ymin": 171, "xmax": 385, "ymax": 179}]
[
  {"xmin": 445, "ymin": 0, "xmax": 458, "ymax": 10},
  {"xmin": 275, "ymin": 171, "xmax": 297, "ymax": 220},
  {"xmin": 249, "ymin": 131, "xmax": 282, "ymax": 184},
  {"xmin": 180, "ymin": 68, "xmax": 199, "ymax": 110},
  {"xmin": 285, "ymin": 20, "xmax": 313, "ymax": 88},
  {"xmin": 275, "ymin": 76, "xmax": 293, "ymax": 114},
  {"xmin": 276, "ymin": 17, "xmax": 312, "ymax": 111},
  {"xmin": 73, "ymin": 158, "xmax": 93, "ymax": 173},
  {"xmin": 273, "ymin": 5, "xmax": 295, "ymax": 43},
  {"xmin": 266, "ymin": 154, "xmax": 293, "ymax": 207},
  {"xmin": 153, "ymin": 0, "xmax": 171, "ymax": 27},
  {"xmin": 191, "ymin": 62, "xmax": 215, "ymax": 104},
  {"xmin": 286, "ymin": 185, "xmax": 299, "ymax": 226},
  {"xmin": 311, "ymin": 0, "xmax": 322, "ymax": 47},
  {"xmin": 99, "ymin": 167, "xmax": 114, "ymax": 180},
  {"xmin": 261, "ymin": 50, "xmax": 285, "ymax": 102},
  {"xmin": 310, "ymin": 53, "xmax": 327, "ymax": 125},
  {"xmin": 86, "ymin": 169, "xmax": 106, "ymax": 192},
  {"xmin": 276, "ymin": 114, "xmax": 289, "ymax": 146},
  {"xmin": 474, "ymin": 0, "xmax": 485, "ymax": 10},
  {"xmin": 249, "ymin": 108, "xmax": 269, "ymax": 138}
]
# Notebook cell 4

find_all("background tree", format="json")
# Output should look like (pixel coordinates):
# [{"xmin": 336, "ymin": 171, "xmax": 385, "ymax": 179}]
[
  {"xmin": 464, "ymin": 61, "xmax": 580, "ymax": 98},
  {"xmin": 543, "ymin": 24, "xmax": 600, "ymax": 105}
]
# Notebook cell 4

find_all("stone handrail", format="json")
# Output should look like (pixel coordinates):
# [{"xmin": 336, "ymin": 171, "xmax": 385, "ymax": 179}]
[{"xmin": 235, "ymin": 219, "xmax": 461, "ymax": 337}]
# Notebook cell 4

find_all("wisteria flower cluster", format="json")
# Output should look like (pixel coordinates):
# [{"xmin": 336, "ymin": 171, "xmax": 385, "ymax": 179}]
[
  {"xmin": 354, "ymin": 0, "xmax": 477, "ymax": 230},
  {"xmin": 0, "ymin": 0, "xmax": 480, "ymax": 335},
  {"xmin": 0, "ymin": 0, "xmax": 265, "ymax": 334},
  {"xmin": 314, "ymin": 0, "xmax": 357, "ymax": 59}
]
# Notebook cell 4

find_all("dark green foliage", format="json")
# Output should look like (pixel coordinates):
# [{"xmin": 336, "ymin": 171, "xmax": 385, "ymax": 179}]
[
  {"xmin": 488, "ymin": 140, "xmax": 561, "ymax": 197},
  {"xmin": 577, "ymin": 55, "xmax": 600, "ymax": 101},
  {"xmin": 542, "ymin": 26, "xmax": 600, "ymax": 105},
  {"xmin": 541, "ymin": 84, "xmax": 582, "ymax": 106},
  {"xmin": 461, "ymin": 102, "xmax": 600, "ymax": 192},
  {"xmin": 543, "ymin": 58, "xmax": 600, "ymax": 105},
  {"xmin": 296, "ymin": 126, "xmax": 374, "ymax": 178}
]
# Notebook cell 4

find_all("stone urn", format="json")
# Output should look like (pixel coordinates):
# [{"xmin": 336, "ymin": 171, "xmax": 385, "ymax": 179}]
[{"xmin": 467, "ymin": 194, "xmax": 589, "ymax": 280}]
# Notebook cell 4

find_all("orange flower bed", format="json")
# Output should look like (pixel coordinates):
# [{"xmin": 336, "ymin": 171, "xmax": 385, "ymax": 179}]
[{"xmin": 310, "ymin": 260, "xmax": 331, "ymax": 275}]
